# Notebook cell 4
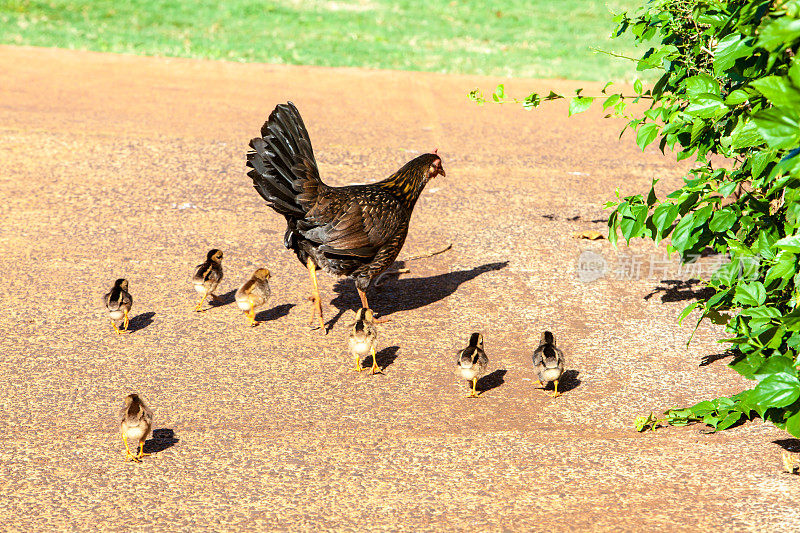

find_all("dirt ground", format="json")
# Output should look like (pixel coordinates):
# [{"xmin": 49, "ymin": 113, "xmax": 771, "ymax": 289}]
[{"xmin": 1, "ymin": 46, "xmax": 798, "ymax": 531}]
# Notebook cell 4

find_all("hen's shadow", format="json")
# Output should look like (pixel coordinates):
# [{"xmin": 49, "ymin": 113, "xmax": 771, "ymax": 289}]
[
  {"xmin": 327, "ymin": 261, "xmax": 509, "ymax": 329},
  {"xmin": 142, "ymin": 428, "xmax": 179, "ymax": 454},
  {"xmin": 255, "ymin": 303, "xmax": 295, "ymax": 322},
  {"xmin": 361, "ymin": 345, "xmax": 401, "ymax": 372},
  {"xmin": 476, "ymin": 369, "xmax": 507, "ymax": 394},
  {"xmin": 127, "ymin": 311, "xmax": 155, "ymax": 332}
]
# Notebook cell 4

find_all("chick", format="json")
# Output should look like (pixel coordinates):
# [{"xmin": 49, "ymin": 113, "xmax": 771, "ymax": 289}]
[
  {"xmin": 782, "ymin": 451, "xmax": 800, "ymax": 474},
  {"xmin": 119, "ymin": 393, "xmax": 153, "ymax": 462},
  {"xmin": 192, "ymin": 249, "xmax": 224, "ymax": 311},
  {"xmin": 348, "ymin": 307, "xmax": 378, "ymax": 374},
  {"xmin": 455, "ymin": 333, "xmax": 488, "ymax": 398},
  {"xmin": 235, "ymin": 268, "xmax": 271, "ymax": 327},
  {"xmin": 104, "ymin": 278, "xmax": 133, "ymax": 334},
  {"xmin": 533, "ymin": 331, "xmax": 565, "ymax": 397}
]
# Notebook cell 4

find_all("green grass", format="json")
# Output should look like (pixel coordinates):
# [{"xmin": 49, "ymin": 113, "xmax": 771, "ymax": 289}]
[{"xmin": 0, "ymin": 0, "xmax": 643, "ymax": 80}]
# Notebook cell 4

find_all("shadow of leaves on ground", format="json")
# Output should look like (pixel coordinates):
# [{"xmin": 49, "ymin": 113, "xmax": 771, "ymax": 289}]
[{"xmin": 644, "ymin": 279, "xmax": 715, "ymax": 303}]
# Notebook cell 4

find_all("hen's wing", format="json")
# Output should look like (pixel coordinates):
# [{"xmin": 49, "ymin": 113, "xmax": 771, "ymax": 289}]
[{"xmin": 298, "ymin": 187, "xmax": 406, "ymax": 258}]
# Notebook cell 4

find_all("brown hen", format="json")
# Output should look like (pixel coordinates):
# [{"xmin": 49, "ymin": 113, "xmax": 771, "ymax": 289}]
[{"xmin": 246, "ymin": 102, "xmax": 445, "ymax": 332}]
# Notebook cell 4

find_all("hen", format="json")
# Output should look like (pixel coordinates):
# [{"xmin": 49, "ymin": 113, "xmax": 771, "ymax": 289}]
[{"xmin": 246, "ymin": 102, "xmax": 445, "ymax": 331}]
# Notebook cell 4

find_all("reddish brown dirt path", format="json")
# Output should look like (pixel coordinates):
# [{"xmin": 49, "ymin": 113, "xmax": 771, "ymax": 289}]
[{"xmin": 1, "ymin": 46, "xmax": 797, "ymax": 531}]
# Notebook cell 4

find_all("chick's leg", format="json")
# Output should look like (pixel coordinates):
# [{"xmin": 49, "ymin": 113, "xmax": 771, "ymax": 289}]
[
  {"xmin": 122, "ymin": 433, "xmax": 137, "ymax": 462},
  {"xmin": 468, "ymin": 377, "xmax": 479, "ymax": 398},
  {"xmin": 248, "ymin": 303, "xmax": 258, "ymax": 327},
  {"xmin": 111, "ymin": 319, "xmax": 122, "ymax": 335},
  {"xmin": 194, "ymin": 288, "xmax": 209, "ymax": 312},
  {"xmin": 551, "ymin": 380, "xmax": 561, "ymax": 398},
  {"xmin": 353, "ymin": 354, "xmax": 363, "ymax": 372},
  {"xmin": 122, "ymin": 310, "xmax": 129, "ymax": 332},
  {"xmin": 307, "ymin": 258, "xmax": 326, "ymax": 333},
  {"xmin": 137, "ymin": 441, "xmax": 151, "ymax": 460},
  {"xmin": 369, "ymin": 345, "xmax": 380, "ymax": 375},
  {"xmin": 357, "ymin": 288, "xmax": 390, "ymax": 324}
]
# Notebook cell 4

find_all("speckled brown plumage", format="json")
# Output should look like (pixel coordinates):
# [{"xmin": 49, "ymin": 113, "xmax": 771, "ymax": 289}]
[{"xmin": 246, "ymin": 102, "xmax": 445, "ymax": 330}]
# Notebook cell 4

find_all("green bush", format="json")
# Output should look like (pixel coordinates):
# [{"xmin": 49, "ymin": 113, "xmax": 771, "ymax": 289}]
[{"xmin": 473, "ymin": 0, "xmax": 800, "ymax": 436}]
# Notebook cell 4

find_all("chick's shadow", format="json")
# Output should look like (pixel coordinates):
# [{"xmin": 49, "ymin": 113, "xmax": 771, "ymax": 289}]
[
  {"xmin": 476, "ymin": 369, "xmax": 507, "ymax": 394},
  {"xmin": 255, "ymin": 303, "xmax": 295, "ymax": 322},
  {"xmin": 127, "ymin": 311, "xmax": 155, "ymax": 332},
  {"xmin": 142, "ymin": 428, "xmax": 179, "ymax": 454},
  {"xmin": 328, "ymin": 261, "xmax": 509, "ymax": 329},
  {"xmin": 209, "ymin": 289, "xmax": 237, "ymax": 308},
  {"xmin": 361, "ymin": 345, "xmax": 400, "ymax": 372},
  {"xmin": 557, "ymin": 369, "xmax": 581, "ymax": 393}
]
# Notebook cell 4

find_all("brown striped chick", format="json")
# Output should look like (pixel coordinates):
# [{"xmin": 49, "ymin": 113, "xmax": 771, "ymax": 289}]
[
  {"xmin": 103, "ymin": 278, "xmax": 132, "ymax": 334},
  {"xmin": 235, "ymin": 268, "xmax": 271, "ymax": 327},
  {"xmin": 455, "ymin": 333, "xmax": 488, "ymax": 398},
  {"xmin": 348, "ymin": 307, "xmax": 379, "ymax": 374},
  {"xmin": 119, "ymin": 393, "xmax": 153, "ymax": 463},
  {"xmin": 533, "ymin": 331, "xmax": 565, "ymax": 397},
  {"xmin": 192, "ymin": 249, "xmax": 224, "ymax": 311}
]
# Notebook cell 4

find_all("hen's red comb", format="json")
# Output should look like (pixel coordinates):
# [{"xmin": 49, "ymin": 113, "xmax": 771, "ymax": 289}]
[{"xmin": 433, "ymin": 147, "xmax": 439, "ymax": 154}]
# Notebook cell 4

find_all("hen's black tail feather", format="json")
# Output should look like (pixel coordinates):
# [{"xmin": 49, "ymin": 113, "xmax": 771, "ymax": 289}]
[{"xmin": 246, "ymin": 102, "xmax": 321, "ymax": 218}]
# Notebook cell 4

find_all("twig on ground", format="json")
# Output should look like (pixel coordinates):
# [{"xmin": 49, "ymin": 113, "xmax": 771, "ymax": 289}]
[{"xmin": 374, "ymin": 243, "xmax": 453, "ymax": 287}]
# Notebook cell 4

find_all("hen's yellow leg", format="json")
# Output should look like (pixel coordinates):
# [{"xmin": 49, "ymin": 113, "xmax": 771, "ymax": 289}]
[
  {"xmin": 307, "ymin": 258, "xmax": 326, "ymax": 333},
  {"xmin": 357, "ymin": 288, "xmax": 390, "ymax": 324}
]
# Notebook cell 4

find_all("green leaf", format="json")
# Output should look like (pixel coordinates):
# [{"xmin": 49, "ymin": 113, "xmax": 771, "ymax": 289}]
[
  {"xmin": 787, "ymin": 410, "xmax": 800, "ymax": 437},
  {"xmin": 709, "ymin": 207, "xmax": 737, "ymax": 232},
  {"xmin": 752, "ymin": 373, "xmax": 800, "ymax": 410},
  {"xmin": 685, "ymin": 94, "xmax": 727, "ymax": 118},
  {"xmin": 636, "ymin": 122, "xmax": 659, "ymax": 151},
  {"xmin": 752, "ymin": 108, "xmax": 800, "ymax": 149},
  {"xmin": 725, "ymin": 89, "xmax": 751, "ymax": 105},
  {"xmin": 754, "ymin": 356, "xmax": 797, "ymax": 381},
  {"xmin": 670, "ymin": 212, "xmax": 698, "ymax": 253},
  {"xmin": 633, "ymin": 78, "xmax": 643, "ymax": 95},
  {"xmin": 492, "ymin": 84, "xmax": 505, "ymax": 102},
  {"xmin": 731, "ymin": 119, "xmax": 765, "ymax": 149},
  {"xmin": 684, "ymin": 74, "xmax": 720, "ymax": 98},
  {"xmin": 678, "ymin": 301, "xmax": 699, "ymax": 325},
  {"xmin": 776, "ymin": 235, "xmax": 800, "ymax": 253},
  {"xmin": 651, "ymin": 202, "xmax": 679, "ymax": 242},
  {"xmin": 757, "ymin": 17, "xmax": 800, "ymax": 51},
  {"xmin": 568, "ymin": 96, "xmax": 594, "ymax": 116},
  {"xmin": 602, "ymin": 93, "xmax": 620, "ymax": 110},
  {"xmin": 766, "ymin": 252, "xmax": 797, "ymax": 286},
  {"xmin": 734, "ymin": 281, "xmax": 767, "ymax": 307},
  {"xmin": 751, "ymin": 76, "xmax": 800, "ymax": 108},
  {"xmin": 714, "ymin": 34, "xmax": 755, "ymax": 74}
]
